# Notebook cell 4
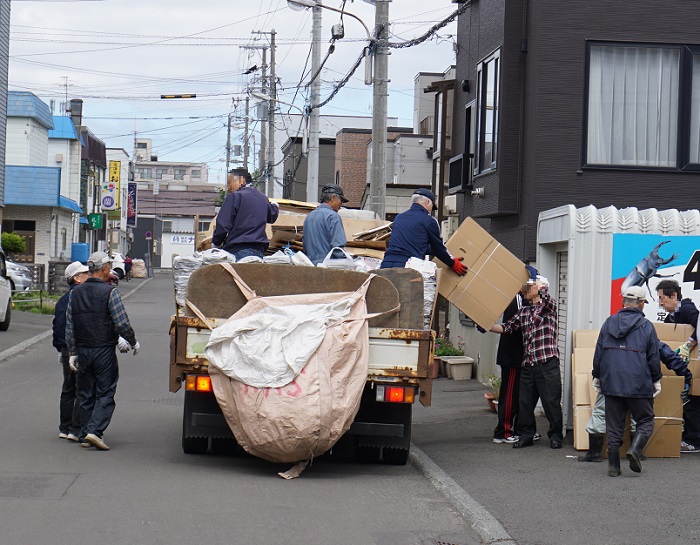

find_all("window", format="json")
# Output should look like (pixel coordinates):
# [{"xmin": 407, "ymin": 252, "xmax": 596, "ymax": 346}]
[
  {"xmin": 198, "ymin": 221, "xmax": 211, "ymax": 232},
  {"xmin": 586, "ymin": 42, "xmax": 700, "ymax": 170},
  {"xmin": 174, "ymin": 169, "xmax": 186, "ymax": 181},
  {"xmin": 136, "ymin": 142, "xmax": 147, "ymax": 149},
  {"xmin": 191, "ymin": 169, "xmax": 201, "ymax": 178},
  {"xmin": 156, "ymin": 168, "xmax": 167, "ymax": 180},
  {"xmin": 136, "ymin": 167, "xmax": 152, "ymax": 179},
  {"xmin": 162, "ymin": 220, "xmax": 173, "ymax": 233},
  {"xmin": 475, "ymin": 50, "xmax": 500, "ymax": 174}
]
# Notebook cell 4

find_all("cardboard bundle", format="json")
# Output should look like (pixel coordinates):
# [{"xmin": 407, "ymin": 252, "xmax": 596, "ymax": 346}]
[{"xmin": 572, "ymin": 325, "xmax": 690, "ymax": 457}]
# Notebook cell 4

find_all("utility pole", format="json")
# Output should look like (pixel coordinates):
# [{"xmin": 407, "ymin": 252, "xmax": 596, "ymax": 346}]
[
  {"xmin": 260, "ymin": 46, "xmax": 268, "ymax": 192},
  {"xmin": 307, "ymin": 1, "xmax": 322, "ymax": 204},
  {"xmin": 369, "ymin": 0, "xmax": 390, "ymax": 220},
  {"xmin": 268, "ymin": 29, "xmax": 276, "ymax": 198},
  {"xmin": 225, "ymin": 113, "xmax": 232, "ymax": 176},
  {"xmin": 244, "ymin": 96, "xmax": 250, "ymax": 171}
]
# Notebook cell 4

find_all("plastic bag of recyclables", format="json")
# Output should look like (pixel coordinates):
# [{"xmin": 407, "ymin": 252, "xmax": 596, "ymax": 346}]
[
  {"xmin": 405, "ymin": 257, "xmax": 437, "ymax": 330},
  {"xmin": 172, "ymin": 249, "xmax": 235, "ymax": 309}
]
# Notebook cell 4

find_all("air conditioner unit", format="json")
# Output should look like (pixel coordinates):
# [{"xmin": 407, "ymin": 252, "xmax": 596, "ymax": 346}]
[
  {"xmin": 441, "ymin": 216, "xmax": 459, "ymax": 240},
  {"xmin": 55, "ymin": 153, "xmax": 63, "ymax": 163}
]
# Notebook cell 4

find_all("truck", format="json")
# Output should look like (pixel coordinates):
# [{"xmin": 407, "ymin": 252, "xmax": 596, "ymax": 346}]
[{"xmin": 169, "ymin": 262, "xmax": 434, "ymax": 465}]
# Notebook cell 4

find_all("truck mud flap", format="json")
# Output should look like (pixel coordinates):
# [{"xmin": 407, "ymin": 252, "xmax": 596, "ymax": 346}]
[{"xmin": 183, "ymin": 390, "xmax": 234, "ymax": 441}]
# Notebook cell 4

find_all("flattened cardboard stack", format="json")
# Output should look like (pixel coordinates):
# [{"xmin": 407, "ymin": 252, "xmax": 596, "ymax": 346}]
[
  {"xmin": 572, "ymin": 323, "xmax": 692, "ymax": 457},
  {"xmin": 436, "ymin": 218, "xmax": 529, "ymax": 330}
]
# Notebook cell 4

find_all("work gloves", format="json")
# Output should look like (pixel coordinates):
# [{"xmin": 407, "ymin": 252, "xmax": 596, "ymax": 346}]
[
  {"xmin": 676, "ymin": 341, "xmax": 693, "ymax": 363},
  {"xmin": 131, "ymin": 341, "xmax": 141, "ymax": 356},
  {"xmin": 476, "ymin": 325, "xmax": 487, "ymax": 334},
  {"xmin": 69, "ymin": 356, "xmax": 79, "ymax": 372},
  {"xmin": 592, "ymin": 378, "xmax": 601, "ymax": 393},
  {"xmin": 117, "ymin": 336, "xmax": 131, "ymax": 353},
  {"xmin": 653, "ymin": 380, "xmax": 662, "ymax": 398},
  {"xmin": 451, "ymin": 256, "xmax": 467, "ymax": 276}
]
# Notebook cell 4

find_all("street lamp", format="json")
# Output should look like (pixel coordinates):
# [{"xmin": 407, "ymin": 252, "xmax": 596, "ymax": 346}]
[{"xmin": 287, "ymin": 0, "xmax": 372, "ymax": 41}]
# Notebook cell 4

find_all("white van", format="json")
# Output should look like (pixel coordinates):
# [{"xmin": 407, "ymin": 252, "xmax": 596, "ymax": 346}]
[{"xmin": 0, "ymin": 248, "xmax": 12, "ymax": 331}]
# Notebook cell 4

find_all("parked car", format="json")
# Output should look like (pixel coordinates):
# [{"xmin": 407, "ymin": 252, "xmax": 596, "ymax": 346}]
[
  {"xmin": 111, "ymin": 252, "xmax": 126, "ymax": 279},
  {"xmin": 6, "ymin": 259, "xmax": 32, "ymax": 292},
  {"xmin": 0, "ymin": 249, "xmax": 13, "ymax": 331}
]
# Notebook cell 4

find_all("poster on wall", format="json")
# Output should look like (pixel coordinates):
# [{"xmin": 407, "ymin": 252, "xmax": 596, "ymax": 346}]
[
  {"xmin": 610, "ymin": 233, "xmax": 700, "ymax": 321},
  {"xmin": 126, "ymin": 182, "xmax": 138, "ymax": 227},
  {"xmin": 101, "ymin": 160, "xmax": 121, "ymax": 211}
]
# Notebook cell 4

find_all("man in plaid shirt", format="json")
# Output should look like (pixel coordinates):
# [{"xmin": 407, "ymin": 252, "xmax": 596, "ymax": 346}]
[
  {"xmin": 66, "ymin": 251, "xmax": 140, "ymax": 451},
  {"xmin": 489, "ymin": 266, "xmax": 563, "ymax": 449}
]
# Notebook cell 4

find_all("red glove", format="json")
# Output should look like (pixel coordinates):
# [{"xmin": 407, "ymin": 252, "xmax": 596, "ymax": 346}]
[{"xmin": 451, "ymin": 256, "xmax": 467, "ymax": 276}]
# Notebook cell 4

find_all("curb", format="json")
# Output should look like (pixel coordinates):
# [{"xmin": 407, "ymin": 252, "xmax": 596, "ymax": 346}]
[
  {"xmin": 0, "ymin": 277, "xmax": 152, "ymax": 364},
  {"xmin": 410, "ymin": 444, "xmax": 517, "ymax": 545}
]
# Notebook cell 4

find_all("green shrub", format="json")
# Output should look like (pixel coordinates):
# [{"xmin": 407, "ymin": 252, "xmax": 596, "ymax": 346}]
[
  {"xmin": 434, "ymin": 334, "xmax": 466, "ymax": 357},
  {"xmin": 1, "ymin": 232, "xmax": 26, "ymax": 254}
]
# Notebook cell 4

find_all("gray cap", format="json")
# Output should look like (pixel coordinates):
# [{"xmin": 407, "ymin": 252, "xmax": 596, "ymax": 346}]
[
  {"xmin": 622, "ymin": 285, "xmax": 648, "ymax": 303},
  {"xmin": 87, "ymin": 251, "xmax": 112, "ymax": 271},
  {"xmin": 321, "ymin": 184, "xmax": 349, "ymax": 203},
  {"xmin": 65, "ymin": 261, "xmax": 89, "ymax": 281}
]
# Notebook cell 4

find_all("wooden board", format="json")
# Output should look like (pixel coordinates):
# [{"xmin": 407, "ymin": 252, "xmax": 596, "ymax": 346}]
[
  {"xmin": 373, "ymin": 268, "xmax": 425, "ymax": 329},
  {"xmin": 185, "ymin": 263, "xmax": 400, "ymax": 328}
]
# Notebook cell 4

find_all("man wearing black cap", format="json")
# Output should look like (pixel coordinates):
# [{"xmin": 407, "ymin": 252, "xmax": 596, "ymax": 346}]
[
  {"xmin": 213, "ymin": 168, "xmax": 279, "ymax": 260},
  {"xmin": 303, "ymin": 184, "xmax": 348, "ymax": 265},
  {"xmin": 380, "ymin": 188, "xmax": 466, "ymax": 276}
]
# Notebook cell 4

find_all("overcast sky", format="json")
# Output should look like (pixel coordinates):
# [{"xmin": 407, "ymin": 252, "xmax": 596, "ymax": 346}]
[{"xmin": 8, "ymin": 0, "xmax": 458, "ymax": 184}]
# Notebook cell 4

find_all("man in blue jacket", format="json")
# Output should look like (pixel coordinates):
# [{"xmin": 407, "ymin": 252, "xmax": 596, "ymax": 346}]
[
  {"xmin": 380, "ymin": 188, "xmax": 466, "ymax": 276},
  {"xmin": 213, "ymin": 168, "xmax": 279, "ymax": 260},
  {"xmin": 303, "ymin": 185, "xmax": 348, "ymax": 265},
  {"xmin": 592, "ymin": 285, "xmax": 662, "ymax": 476}
]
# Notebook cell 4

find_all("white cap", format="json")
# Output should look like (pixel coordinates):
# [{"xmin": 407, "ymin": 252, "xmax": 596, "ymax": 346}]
[
  {"xmin": 87, "ymin": 251, "xmax": 112, "ymax": 271},
  {"xmin": 65, "ymin": 261, "xmax": 89, "ymax": 281},
  {"xmin": 622, "ymin": 285, "xmax": 648, "ymax": 303}
]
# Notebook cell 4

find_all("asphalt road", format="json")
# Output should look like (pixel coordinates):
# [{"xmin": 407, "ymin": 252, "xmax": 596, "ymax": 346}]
[{"xmin": 0, "ymin": 272, "xmax": 479, "ymax": 545}]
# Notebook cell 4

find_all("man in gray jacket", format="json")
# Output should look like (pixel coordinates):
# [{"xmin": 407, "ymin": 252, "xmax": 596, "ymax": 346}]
[
  {"xmin": 592, "ymin": 285, "xmax": 662, "ymax": 477},
  {"xmin": 303, "ymin": 185, "xmax": 348, "ymax": 265}
]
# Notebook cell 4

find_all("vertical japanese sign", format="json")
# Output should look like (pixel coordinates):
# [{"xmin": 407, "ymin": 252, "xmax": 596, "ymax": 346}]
[
  {"xmin": 126, "ymin": 182, "xmax": 138, "ymax": 227},
  {"xmin": 101, "ymin": 160, "xmax": 121, "ymax": 211}
]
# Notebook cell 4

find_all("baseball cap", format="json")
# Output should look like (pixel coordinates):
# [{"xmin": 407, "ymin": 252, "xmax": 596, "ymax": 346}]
[
  {"xmin": 622, "ymin": 285, "xmax": 648, "ymax": 303},
  {"xmin": 413, "ymin": 188, "xmax": 436, "ymax": 208},
  {"xmin": 87, "ymin": 251, "xmax": 113, "ymax": 271},
  {"xmin": 64, "ymin": 261, "xmax": 89, "ymax": 281},
  {"xmin": 321, "ymin": 184, "xmax": 349, "ymax": 203}
]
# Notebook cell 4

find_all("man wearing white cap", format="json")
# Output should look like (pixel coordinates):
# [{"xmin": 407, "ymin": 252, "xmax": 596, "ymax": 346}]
[
  {"xmin": 52, "ymin": 261, "xmax": 90, "ymax": 441},
  {"xmin": 65, "ymin": 251, "xmax": 140, "ymax": 451},
  {"xmin": 592, "ymin": 285, "xmax": 661, "ymax": 477}
]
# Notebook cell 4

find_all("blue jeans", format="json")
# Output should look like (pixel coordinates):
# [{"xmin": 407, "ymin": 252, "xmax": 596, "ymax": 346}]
[
  {"xmin": 232, "ymin": 248, "xmax": 264, "ymax": 261},
  {"xmin": 76, "ymin": 346, "xmax": 119, "ymax": 440}
]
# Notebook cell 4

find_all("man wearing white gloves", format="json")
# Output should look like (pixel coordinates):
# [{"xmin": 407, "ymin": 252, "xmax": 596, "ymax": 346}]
[
  {"xmin": 592, "ymin": 285, "xmax": 661, "ymax": 477},
  {"xmin": 65, "ymin": 251, "xmax": 140, "ymax": 451}
]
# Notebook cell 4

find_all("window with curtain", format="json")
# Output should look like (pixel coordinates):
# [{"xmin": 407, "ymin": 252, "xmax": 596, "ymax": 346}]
[
  {"xmin": 690, "ymin": 55, "xmax": 700, "ymax": 164},
  {"xmin": 475, "ymin": 50, "xmax": 500, "ymax": 174},
  {"xmin": 587, "ymin": 45, "xmax": 679, "ymax": 167}
]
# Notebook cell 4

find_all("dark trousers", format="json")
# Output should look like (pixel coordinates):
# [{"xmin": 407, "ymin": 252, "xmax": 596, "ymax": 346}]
[
  {"xmin": 494, "ymin": 366, "xmax": 521, "ymax": 439},
  {"xmin": 605, "ymin": 395, "xmax": 654, "ymax": 449},
  {"xmin": 232, "ymin": 248, "xmax": 264, "ymax": 261},
  {"xmin": 77, "ymin": 346, "xmax": 119, "ymax": 440},
  {"xmin": 518, "ymin": 357, "xmax": 563, "ymax": 443},
  {"xmin": 59, "ymin": 348, "xmax": 81, "ymax": 435},
  {"xmin": 683, "ymin": 395, "xmax": 700, "ymax": 447}
]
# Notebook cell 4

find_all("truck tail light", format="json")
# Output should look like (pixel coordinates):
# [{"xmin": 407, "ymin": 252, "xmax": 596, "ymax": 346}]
[
  {"xmin": 375, "ymin": 385, "xmax": 415, "ymax": 403},
  {"xmin": 185, "ymin": 375, "xmax": 212, "ymax": 392}
]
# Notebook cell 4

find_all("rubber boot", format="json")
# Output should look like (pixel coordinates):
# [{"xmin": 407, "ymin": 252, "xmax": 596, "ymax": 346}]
[
  {"xmin": 608, "ymin": 449, "xmax": 621, "ymax": 477},
  {"xmin": 578, "ymin": 433, "xmax": 604, "ymax": 462},
  {"xmin": 626, "ymin": 433, "xmax": 648, "ymax": 473},
  {"xmin": 630, "ymin": 433, "xmax": 647, "ymax": 460}
]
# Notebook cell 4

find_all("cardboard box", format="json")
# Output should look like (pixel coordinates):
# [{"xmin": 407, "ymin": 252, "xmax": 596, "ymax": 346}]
[
  {"xmin": 653, "ymin": 322, "xmax": 694, "ymax": 345},
  {"xmin": 435, "ymin": 218, "xmax": 529, "ymax": 330},
  {"xmin": 654, "ymin": 376, "xmax": 684, "ymax": 420},
  {"xmin": 572, "ymin": 347, "xmax": 595, "ymax": 375},
  {"xmin": 573, "ymin": 372, "xmax": 594, "ymax": 407},
  {"xmin": 689, "ymin": 359, "xmax": 700, "ymax": 396},
  {"xmin": 644, "ymin": 420, "xmax": 682, "ymax": 458},
  {"xmin": 573, "ymin": 329, "xmax": 599, "ymax": 349},
  {"xmin": 573, "ymin": 405, "xmax": 593, "ymax": 450}
]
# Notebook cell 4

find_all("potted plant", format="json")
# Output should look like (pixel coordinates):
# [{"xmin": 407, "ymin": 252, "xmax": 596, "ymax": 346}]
[
  {"xmin": 435, "ymin": 335, "xmax": 473, "ymax": 379},
  {"xmin": 482, "ymin": 374, "xmax": 501, "ymax": 412}
]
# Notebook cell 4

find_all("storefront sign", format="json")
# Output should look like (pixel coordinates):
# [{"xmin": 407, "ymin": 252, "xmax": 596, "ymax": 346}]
[{"xmin": 101, "ymin": 161, "xmax": 121, "ymax": 211}]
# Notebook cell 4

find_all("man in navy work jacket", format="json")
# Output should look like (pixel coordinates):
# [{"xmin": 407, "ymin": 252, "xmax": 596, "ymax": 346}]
[
  {"xmin": 380, "ymin": 188, "xmax": 466, "ymax": 276},
  {"xmin": 592, "ymin": 285, "xmax": 661, "ymax": 477},
  {"xmin": 303, "ymin": 184, "xmax": 348, "ymax": 265},
  {"xmin": 213, "ymin": 168, "xmax": 279, "ymax": 260}
]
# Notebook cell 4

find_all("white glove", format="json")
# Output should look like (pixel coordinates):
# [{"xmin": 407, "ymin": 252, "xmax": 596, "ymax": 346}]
[
  {"xmin": 676, "ymin": 341, "xmax": 692, "ymax": 362},
  {"xmin": 271, "ymin": 199, "xmax": 279, "ymax": 208},
  {"xmin": 592, "ymin": 378, "xmax": 601, "ymax": 393},
  {"xmin": 117, "ymin": 336, "xmax": 131, "ymax": 353},
  {"xmin": 58, "ymin": 353, "xmax": 63, "ymax": 365},
  {"xmin": 653, "ymin": 380, "xmax": 662, "ymax": 398},
  {"xmin": 131, "ymin": 341, "xmax": 140, "ymax": 356},
  {"xmin": 69, "ymin": 355, "xmax": 79, "ymax": 373}
]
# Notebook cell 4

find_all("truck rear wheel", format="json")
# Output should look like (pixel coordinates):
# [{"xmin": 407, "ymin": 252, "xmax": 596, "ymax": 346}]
[
  {"xmin": 211, "ymin": 437, "xmax": 240, "ymax": 455},
  {"xmin": 182, "ymin": 435, "xmax": 208, "ymax": 454},
  {"xmin": 382, "ymin": 447, "xmax": 409, "ymax": 465}
]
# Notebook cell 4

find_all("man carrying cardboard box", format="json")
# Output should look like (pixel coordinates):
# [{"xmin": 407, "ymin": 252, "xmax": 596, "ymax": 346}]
[
  {"xmin": 656, "ymin": 279, "xmax": 700, "ymax": 454},
  {"xmin": 488, "ymin": 266, "xmax": 563, "ymax": 450},
  {"xmin": 592, "ymin": 286, "xmax": 661, "ymax": 476},
  {"xmin": 380, "ymin": 189, "xmax": 466, "ymax": 276}
]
